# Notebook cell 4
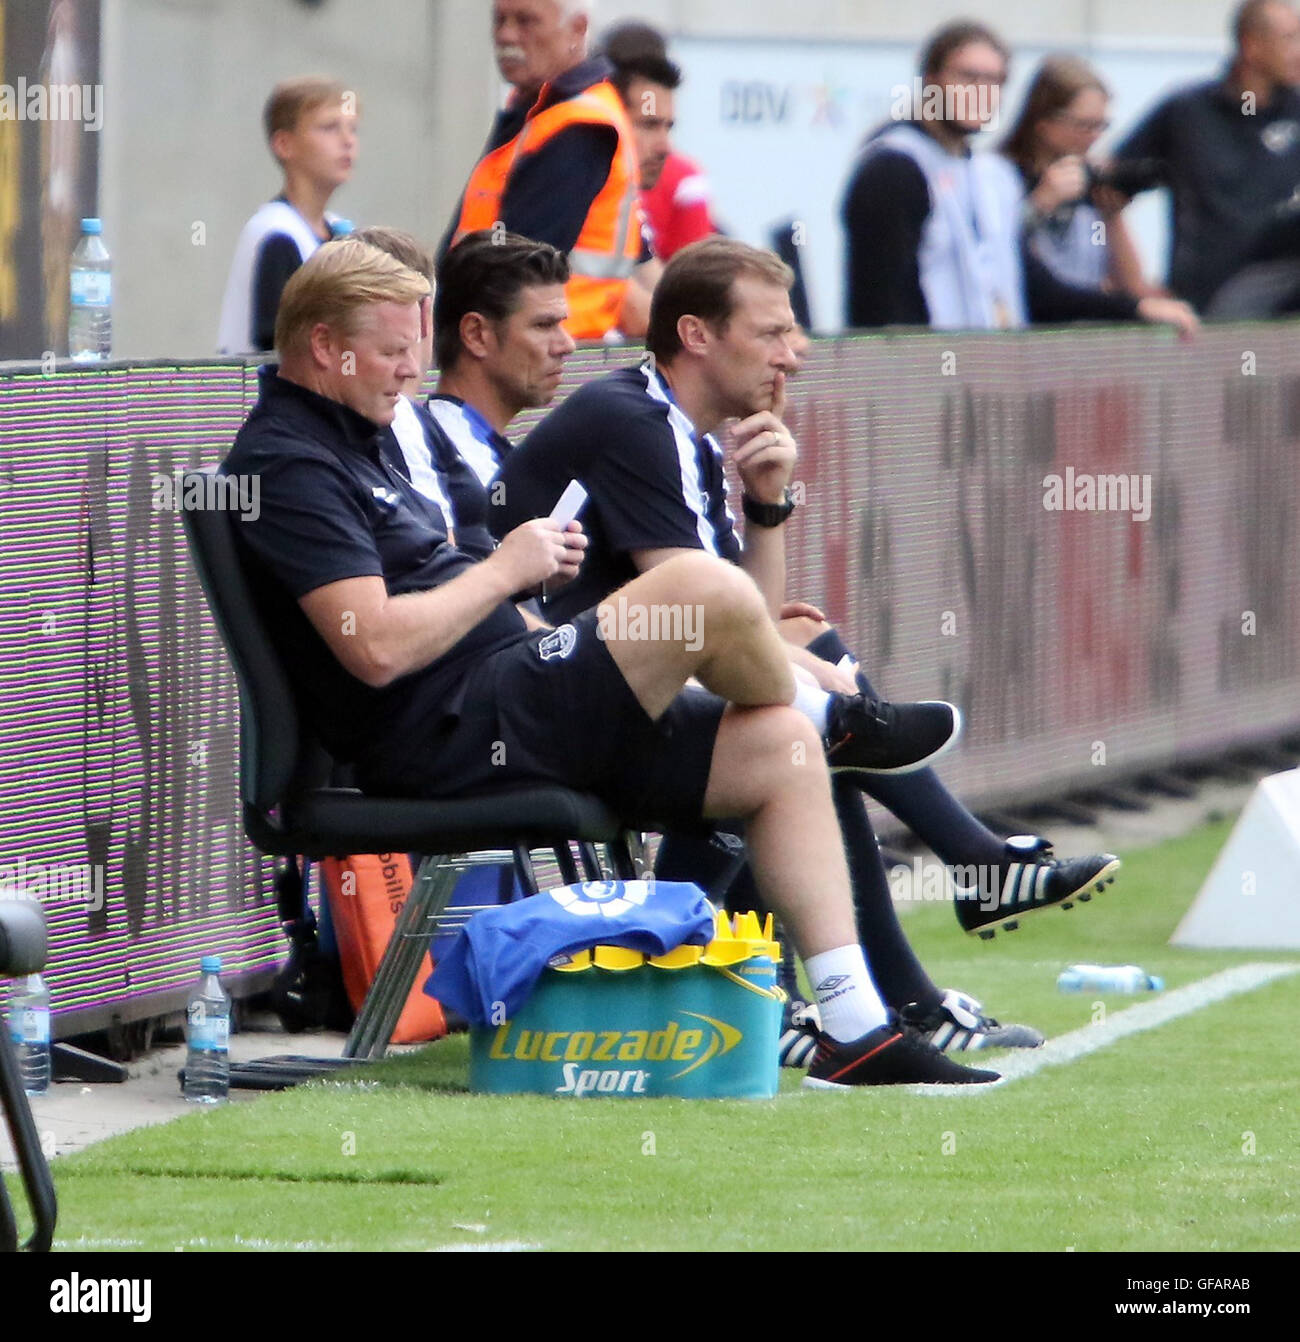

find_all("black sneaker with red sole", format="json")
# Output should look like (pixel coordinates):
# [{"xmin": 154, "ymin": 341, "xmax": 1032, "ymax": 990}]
[{"xmin": 802, "ymin": 1022, "xmax": 1001, "ymax": 1088}]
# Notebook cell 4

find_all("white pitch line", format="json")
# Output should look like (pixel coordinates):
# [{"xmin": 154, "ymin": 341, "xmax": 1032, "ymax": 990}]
[
  {"xmin": 917, "ymin": 961, "xmax": 1300, "ymax": 1094},
  {"xmin": 431, "ymin": 1240, "xmax": 542, "ymax": 1252}
]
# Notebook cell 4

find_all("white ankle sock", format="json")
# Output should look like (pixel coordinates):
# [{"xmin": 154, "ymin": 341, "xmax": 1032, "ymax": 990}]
[
  {"xmin": 804, "ymin": 944, "xmax": 889, "ymax": 1042},
  {"xmin": 791, "ymin": 681, "xmax": 833, "ymax": 735}
]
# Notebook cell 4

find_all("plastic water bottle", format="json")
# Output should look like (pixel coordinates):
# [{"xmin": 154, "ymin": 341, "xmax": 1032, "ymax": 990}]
[
  {"xmin": 184, "ymin": 955, "xmax": 231, "ymax": 1103},
  {"xmin": 1057, "ymin": 964, "xmax": 1165, "ymax": 994},
  {"xmin": 68, "ymin": 217, "xmax": 112, "ymax": 361},
  {"xmin": 7, "ymin": 974, "xmax": 52, "ymax": 1095}
]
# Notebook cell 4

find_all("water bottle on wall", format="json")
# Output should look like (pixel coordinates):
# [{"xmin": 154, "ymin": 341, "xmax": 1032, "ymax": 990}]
[
  {"xmin": 68, "ymin": 217, "xmax": 112, "ymax": 361},
  {"xmin": 1057, "ymin": 964, "xmax": 1165, "ymax": 994},
  {"xmin": 183, "ymin": 955, "xmax": 231, "ymax": 1103},
  {"xmin": 7, "ymin": 973, "xmax": 52, "ymax": 1095}
]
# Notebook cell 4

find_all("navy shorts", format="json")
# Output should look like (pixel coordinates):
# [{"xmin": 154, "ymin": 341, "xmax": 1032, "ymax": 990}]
[{"xmin": 383, "ymin": 610, "xmax": 726, "ymax": 831}]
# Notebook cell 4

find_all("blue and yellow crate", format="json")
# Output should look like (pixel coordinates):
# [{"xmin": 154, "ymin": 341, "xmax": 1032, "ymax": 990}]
[{"xmin": 470, "ymin": 910, "xmax": 785, "ymax": 1098}]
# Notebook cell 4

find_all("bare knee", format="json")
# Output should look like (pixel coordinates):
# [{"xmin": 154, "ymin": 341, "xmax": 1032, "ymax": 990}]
[
  {"xmin": 742, "ymin": 705, "xmax": 825, "ymax": 782},
  {"xmin": 707, "ymin": 704, "xmax": 828, "ymax": 819},
  {"xmin": 667, "ymin": 554, "xmax": 767, "ymax": 631}
]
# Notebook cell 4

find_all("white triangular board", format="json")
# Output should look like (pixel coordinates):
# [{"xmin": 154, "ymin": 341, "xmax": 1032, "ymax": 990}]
[{"xmin": 1172, "ymin": 769, "xmax": 1300, "ymax": 949}]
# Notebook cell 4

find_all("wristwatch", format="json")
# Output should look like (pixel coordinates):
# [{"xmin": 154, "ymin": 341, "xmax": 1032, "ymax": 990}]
[{"xmin": 742, "ymin": 487, "xmax": 797, "ymax": 528}]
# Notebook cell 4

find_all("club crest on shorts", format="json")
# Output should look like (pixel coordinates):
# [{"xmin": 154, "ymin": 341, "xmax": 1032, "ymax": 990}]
[{"xmin": 537, "ymin": 623, "xmax": 577, "ymax": 662}]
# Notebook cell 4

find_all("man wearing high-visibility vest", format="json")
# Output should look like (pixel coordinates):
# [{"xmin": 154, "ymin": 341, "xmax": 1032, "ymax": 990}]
[{"xmin": 441, "ymin": 0, "xmax": 655, "ymax": 341}]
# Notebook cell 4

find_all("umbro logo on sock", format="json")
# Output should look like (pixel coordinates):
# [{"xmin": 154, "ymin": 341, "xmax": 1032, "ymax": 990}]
[{"xmin": 815, "ymin": 974, "xmax": 852, "ymax": 992}]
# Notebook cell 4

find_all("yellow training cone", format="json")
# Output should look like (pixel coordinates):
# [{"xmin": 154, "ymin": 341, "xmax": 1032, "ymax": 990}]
[
  {"xmin": 701, "ymin": 938, "xmax": 751, "ymax": 966},
  {"xmin": 648, "ymin": 944, "xmax": 704, "ymax": 969},
  {"xmin": 732, "ymin": 910, "xmax": 764, "ymax": 944},
  {"xmin": 593, "ymin": 945, "xmax": 644, "ymax": 971}
]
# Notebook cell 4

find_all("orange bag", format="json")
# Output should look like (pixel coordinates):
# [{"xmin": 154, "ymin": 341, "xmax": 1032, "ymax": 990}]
[{"xmin": 320, "ymin": 852, "xmax": 447, "ymax": 1044}]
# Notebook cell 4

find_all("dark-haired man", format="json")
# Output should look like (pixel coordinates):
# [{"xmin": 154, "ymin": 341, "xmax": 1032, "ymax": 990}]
[
  {"xmin": 222, "ymin": 237, "xmax": 995, "ymax": 1087},
  {"xmin": 431, "ymin": 230, "xmax": 576, "ymax": 488},
  {"xmin": 1112, "ymin": 0, "xmax": 1300, "ymax": 314},
  {"xmin": 600, "ymin": 20, "xmax": 717, "ymax": 259},
  {"xmin": 493, "ymin": 236, "xmax": 1122, "ymax": 1057}
]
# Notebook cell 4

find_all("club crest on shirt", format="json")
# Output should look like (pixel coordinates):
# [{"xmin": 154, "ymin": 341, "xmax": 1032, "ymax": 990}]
[
  {"xmin": 549, "ymin": 880, "xmax": 651, "ymax": 918},
  {"xmin": 537, "ymin": 623, "xmax": 577, "ymax": 662}
]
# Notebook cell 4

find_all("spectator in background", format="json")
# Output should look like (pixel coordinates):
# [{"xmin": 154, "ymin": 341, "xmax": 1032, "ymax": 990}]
[
  {"xmin": 840, "ymin": 21, "xmax": 1195, "ymax": 333},
  {"xmin": 440, "ymin": 0, "xmax": 655, "ymax": 341},
  {"xmin": 1001, "ymin": 56, "xmax": 1167, "ymax": 302},
  {"xmin": 1110, "ymin": 0, "xmax": 1300, "ymax": 315},
  {"xmin": 217, "ymin": 77, "xmax": 358, "ymax": 354},
  {"xmin": 599, "ymin": 20, "xmax": 719, "ymax": 260}
]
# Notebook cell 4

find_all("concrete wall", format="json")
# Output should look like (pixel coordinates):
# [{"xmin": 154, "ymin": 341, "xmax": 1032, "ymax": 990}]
[
  {"xmin": 101, "ymin": 0, "xmax": 1237, "ymax": 359},
  {"xmin": 101, "ymin": 0, "xmax": 499, "ymax": 358}
]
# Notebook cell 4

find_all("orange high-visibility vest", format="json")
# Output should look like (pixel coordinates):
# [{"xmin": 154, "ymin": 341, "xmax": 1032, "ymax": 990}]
[{"xmin": 454, "ymin": 79, "xmax": 641, "ymax": 341}]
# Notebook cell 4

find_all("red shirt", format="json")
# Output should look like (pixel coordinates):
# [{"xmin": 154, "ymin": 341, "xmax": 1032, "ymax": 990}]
[{"xmin": 641, "ymin": 151, "xmax": 716, "ymax": 260}]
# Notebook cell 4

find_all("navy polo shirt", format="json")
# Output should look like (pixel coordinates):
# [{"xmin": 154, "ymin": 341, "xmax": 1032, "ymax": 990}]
[
  {"xmin": 1114, "ymin": 73, "xmax": 1300, "ymax": 309},
  {"xmin": 222, "ymin": 367, "xmax": 530, "ymax": 783},
  {"xmin": 490, "ymin": 364, "xmax": 741, "ymax": 623}
]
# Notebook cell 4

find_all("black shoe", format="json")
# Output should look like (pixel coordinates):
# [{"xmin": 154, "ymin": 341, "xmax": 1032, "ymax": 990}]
[
  {"xmin": 954, "ymin": 836, "xmax": 1121, "ymax": 940},
  {"xmin": 802, "ymin": 1022, "xmax": 1001, "ymax": 1088},
  {"xmin": 824, "ymin": 695, "xmax": 962, "ymax": 776},
  {"xmin": 900, "ymin": 989, "xmax": 1044, "ymax": 1053}
]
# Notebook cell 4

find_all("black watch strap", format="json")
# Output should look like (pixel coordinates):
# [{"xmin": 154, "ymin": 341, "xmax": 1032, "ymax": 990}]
[{"xmin": 742, "ymin": 488, "xmax": 796, "ymax": 528}]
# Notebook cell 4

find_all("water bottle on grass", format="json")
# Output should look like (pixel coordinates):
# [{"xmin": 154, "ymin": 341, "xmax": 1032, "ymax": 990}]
[
  {"xmin": 1057, "ymin": 964, "xmax": 1164, "ymax": 994},
  {"xmin": 184, "ymin": 955, "xmax": 230, "ymax": 1103}
]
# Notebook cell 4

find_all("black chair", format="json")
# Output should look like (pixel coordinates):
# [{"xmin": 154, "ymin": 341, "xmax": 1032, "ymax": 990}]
[
  {"xmin": 0, "ymin": 899, "xmax": 57, "ymax": 1252},
  {"xmin": 180, "ymin": 468, "xmax": 643, "ymax": 1072}
]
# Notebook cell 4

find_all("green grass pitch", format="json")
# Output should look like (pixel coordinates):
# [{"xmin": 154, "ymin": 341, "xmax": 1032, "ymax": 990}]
[{"xmin": 11, "ymin": 816, "xmax": 1300, "ymax": 1252}]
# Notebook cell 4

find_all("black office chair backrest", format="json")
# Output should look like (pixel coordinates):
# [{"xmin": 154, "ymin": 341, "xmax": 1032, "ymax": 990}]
[{"xmin": 180, "ymin": 467, "xmax": 328, "ymax": 820}]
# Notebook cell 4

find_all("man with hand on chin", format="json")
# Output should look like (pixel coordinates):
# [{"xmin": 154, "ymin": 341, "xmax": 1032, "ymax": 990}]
[{"xmin": 494, "ymin": 236, "xmax": 1120, "ymax": 1062}]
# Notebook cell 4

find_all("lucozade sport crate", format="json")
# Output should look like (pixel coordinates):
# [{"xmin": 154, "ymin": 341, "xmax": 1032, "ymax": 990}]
[{"xmin": 469, "ymin": 911, "xmax": 784, "ymax": 1099}]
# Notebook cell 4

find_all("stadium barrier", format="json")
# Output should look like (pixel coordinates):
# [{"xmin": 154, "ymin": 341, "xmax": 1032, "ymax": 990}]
[{"xmin": 1, "ymin": 325, "xmax": 1298, "ymax": 1030}]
